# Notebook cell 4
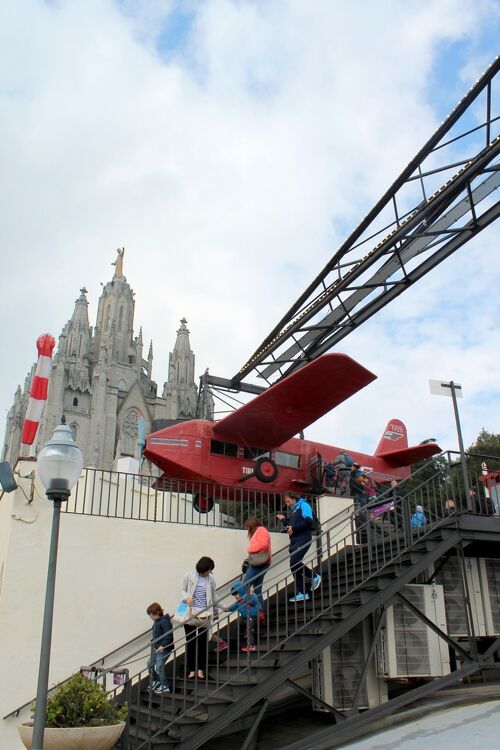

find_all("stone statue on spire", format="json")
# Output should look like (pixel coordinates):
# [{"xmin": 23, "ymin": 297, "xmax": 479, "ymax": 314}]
[{"xmin": 112, "ymin": 247, "xmax": 125, "ymax": 277}]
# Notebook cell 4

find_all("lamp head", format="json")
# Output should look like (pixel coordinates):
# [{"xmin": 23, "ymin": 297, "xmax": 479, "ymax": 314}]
[{"xmin": 37, "ymin": 423, "xmax": 83, "ymax": 498}]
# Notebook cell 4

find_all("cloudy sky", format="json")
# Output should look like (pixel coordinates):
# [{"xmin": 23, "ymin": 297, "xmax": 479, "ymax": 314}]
[{"xmin": 1, "ymin": 0, "xmax": 499, "ymax": 459}]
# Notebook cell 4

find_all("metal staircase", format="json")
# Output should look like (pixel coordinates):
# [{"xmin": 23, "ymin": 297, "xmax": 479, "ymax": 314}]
[
  {"xmin": 6, "ymin": 456, "xmax": 499, "ymax": 749},
  {"xmin": 119, "ymin": 482, "xmax": 500, "ymax": 750}
]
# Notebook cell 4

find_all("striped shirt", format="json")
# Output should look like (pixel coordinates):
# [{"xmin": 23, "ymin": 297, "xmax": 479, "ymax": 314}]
[{"xmin": 192, "ymin": 577, "xmax": 208, "ymax": 611}]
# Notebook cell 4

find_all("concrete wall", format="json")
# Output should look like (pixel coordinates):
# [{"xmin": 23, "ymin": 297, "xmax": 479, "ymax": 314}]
[{"xmin": 0, "ymin": 462, "xmax": 353, "ymax": 749}]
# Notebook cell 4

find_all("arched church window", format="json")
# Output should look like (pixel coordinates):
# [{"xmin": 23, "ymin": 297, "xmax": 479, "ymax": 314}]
[
  {"xmin": 106, "ymin": 304, "xmax": 111, "ymax": 331},
  {"xmin": 70, "ymin": 423, "xmax": 78, "ymax": 441},
  {"xmin": 73, "ymin": 396, "xmax": 79, "ymax": 407},
  {"xmin": 117, "ymin": 379, "xmax": 128, "ymax": 392},
  {"xmin": 118, "ymin": 306, "xmax": 123, "ymax": 332}
]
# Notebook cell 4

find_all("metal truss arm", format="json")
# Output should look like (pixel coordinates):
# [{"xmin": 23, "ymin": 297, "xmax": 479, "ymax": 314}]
[{"xmin": 231, "ymin": 56, "xmax": 500, "ymax": 387}]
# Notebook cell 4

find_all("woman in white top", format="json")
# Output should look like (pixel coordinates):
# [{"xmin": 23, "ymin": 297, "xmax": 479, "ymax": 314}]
[{"xmin": 181, "ymin": 556, "xmax": 222, "ymax": 680}]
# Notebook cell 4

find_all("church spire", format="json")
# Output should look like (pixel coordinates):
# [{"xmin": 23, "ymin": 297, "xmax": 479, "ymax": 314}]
[
  {"xmin": 163, "ymin": 318, "xmax": 198, "ymax": 418},
  {"xmin": 173, "ymin": 318, "xmax": 191, "ymax": 356},
  {"xmin": 93, "ymin": 249, "xmax": 136, "ymax": 364},
  {"xmin": 147, "ymin": 340, "xmax": 153, "ymax": 378},
  {"xmin": 57, "ymin": 287, "xmax": 91, "ymax": 359}
]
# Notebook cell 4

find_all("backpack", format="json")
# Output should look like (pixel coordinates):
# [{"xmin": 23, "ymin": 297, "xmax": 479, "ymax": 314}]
[
  {"xmin": 339, "ymin": 452, "xmax": 354, "ymax": 468},
  {"xmin": 311, "ymin": 510, "xmax": 322, "ymax": 537}
]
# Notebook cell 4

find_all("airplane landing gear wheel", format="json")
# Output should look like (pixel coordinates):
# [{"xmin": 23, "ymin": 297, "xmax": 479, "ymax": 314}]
[
  {"xmin": 193, "ymin": 492, "xmax": 214, "ymax": 513},
  {"xmin": 254, "ymin": 457, "xmax": 278, "ymax": 483}
]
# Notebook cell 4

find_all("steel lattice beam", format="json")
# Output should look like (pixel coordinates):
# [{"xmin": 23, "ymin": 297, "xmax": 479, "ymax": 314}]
[{"xmin": 227, "ymin": 56, "xmax": 500, "ymax": 388}]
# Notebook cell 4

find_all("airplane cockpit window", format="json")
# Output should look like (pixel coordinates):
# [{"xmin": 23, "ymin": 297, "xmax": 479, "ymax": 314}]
[
  {"xmin": 275, "ymin": 451, "xmax": 300, "ymax": 469},
  {"xmin": 243, "ymin": 447, "xmax": 269, "ymax": 459},
  {"xmin": 210, "ymin": 440, "xmax": 238, "ymax": 457}
]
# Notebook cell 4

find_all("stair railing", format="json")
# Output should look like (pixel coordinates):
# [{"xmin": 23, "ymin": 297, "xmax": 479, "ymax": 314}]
[
  {"xmin": 109, "ymin": 463, "xmax": 459, "ymax": 748},
  {"xmin": 6, "ymin": 453, "xmax": 472, "ymax": 742}
]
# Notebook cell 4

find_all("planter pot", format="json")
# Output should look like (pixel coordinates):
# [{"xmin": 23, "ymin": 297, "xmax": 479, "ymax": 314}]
[{"xmin": 18, "ymin": 720, "xmax": 125, "ymax": 750}]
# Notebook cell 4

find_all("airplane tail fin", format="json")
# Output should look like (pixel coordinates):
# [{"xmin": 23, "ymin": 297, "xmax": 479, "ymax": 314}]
[
  {"xmin": 375, "ymin": 419, "xmax": 408, "ymax": 456},
  {"xmin": 375, "ymin": 418, "xmax": 441, "ymax": 468}
]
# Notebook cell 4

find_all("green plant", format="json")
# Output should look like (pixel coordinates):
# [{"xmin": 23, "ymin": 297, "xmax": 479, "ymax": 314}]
[{"xmin": 34, "ymin": 673, "xmax": 127, "ymax": 728}]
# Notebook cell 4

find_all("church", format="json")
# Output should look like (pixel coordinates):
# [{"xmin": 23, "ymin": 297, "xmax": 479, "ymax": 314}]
[{"xmin": 2, "ymin": 250, "xmax": 212, "ymax": 470}]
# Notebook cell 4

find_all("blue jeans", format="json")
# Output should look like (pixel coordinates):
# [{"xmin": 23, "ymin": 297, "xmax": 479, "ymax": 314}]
[
  {"xmin": 148, "ymin": 650, "xmax": 169, "ymax": 688},
  {"xmin": 290, "ymin": 541, "xmax": 314, "ymax": 594},
  {"xmin": 243, "ymin": 563, "xmax": 270, "ymax": 611}
]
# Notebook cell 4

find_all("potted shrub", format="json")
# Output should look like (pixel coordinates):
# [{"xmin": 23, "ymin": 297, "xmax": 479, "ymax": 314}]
[{"xmin": 18, "ymin": 672, "xmax": 127, "ymax": 750}]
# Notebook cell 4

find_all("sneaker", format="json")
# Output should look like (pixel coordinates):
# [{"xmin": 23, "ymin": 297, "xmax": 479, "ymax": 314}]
[
  {"xmin": 311, "ymin": 574, "xmax": 322, "ymax": 591},
  {"xmin": 241, "ymin": 645, "xmax": 256, "ymax": 653},
  {"xmin": 149, "ymin": 681, "xmax": 160, "ymax": 692},
  {"xmin": 215, "ymin": 639, "xmax": 228, "ymax": 652},
  {"xmin": 153, "ymin": 685, "xmax": 171, "ymax": 694},
  {"xmin": 289, "ymin": 592, "xmax": 309, "ymax": 602}
]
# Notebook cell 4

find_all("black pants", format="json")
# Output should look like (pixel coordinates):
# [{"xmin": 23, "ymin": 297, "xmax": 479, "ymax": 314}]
[
  {"xmin": 184, "ymin": 623, "xmax": 208, "ymax": 673},
  {"xmin": 290, "ymin": 541, "xmax": 314, "ymax": 594}
]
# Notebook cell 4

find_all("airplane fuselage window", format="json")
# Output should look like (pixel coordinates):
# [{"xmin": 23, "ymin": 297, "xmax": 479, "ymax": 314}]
[
  {"xmin": 275, "ymin": 451, "xmax": 300, "ymax": 468},
  {"xmin": 243, "ymin": 447, "xmax": 270, "ymax": 459},
  {"xmin": 210, "ymin": 440, "xmax": 238, "ymax": 457}
]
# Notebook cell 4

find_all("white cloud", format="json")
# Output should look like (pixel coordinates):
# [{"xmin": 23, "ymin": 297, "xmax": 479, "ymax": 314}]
[{"xmin": 0, "ymin": 0, "xmax": 498, "ymax": 461}]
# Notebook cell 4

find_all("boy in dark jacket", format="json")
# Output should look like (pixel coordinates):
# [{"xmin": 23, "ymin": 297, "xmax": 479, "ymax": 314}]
[
  {"xmin": 225, "ymin": 581, "xmax": 261, "ymax": 653},
  {"xmin": 146, "ymin": 602, "xmax": 174, "ymax": 694}
]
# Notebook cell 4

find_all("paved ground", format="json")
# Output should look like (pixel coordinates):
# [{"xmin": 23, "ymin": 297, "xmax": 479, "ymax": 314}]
[
  {"xmin": 202, "ymin": 684, "xmax": 500, "ymax": 749},
  {"xmin": 342, "ymin": 698, "xmax": 500, "ymax": 750}
]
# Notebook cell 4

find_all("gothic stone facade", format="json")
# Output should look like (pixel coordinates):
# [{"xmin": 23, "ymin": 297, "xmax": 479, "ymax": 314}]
[{"xmin": 2, "ymin": 255, "xmax": 208, "ymax": 470}]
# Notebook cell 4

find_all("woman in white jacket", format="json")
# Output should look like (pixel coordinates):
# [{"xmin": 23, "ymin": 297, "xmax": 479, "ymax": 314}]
[{"xmin": 181, "ymin": 556, "xmax": 222, "ymax": 680}]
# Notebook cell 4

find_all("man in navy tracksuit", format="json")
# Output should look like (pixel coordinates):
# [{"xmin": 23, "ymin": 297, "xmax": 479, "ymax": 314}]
[{"xmin": 277, "ymin": 493, "xmax": 322, "ymax": 602}]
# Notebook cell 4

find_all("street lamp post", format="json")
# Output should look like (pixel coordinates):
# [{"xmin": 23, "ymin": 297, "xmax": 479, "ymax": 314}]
[
  {"xmin": 32, "ymin": 420, "xmax": 83, "ymax": 750},
  {"xmin": 429, "ymin": 379, "xmax": 471, "ymax": 511}
]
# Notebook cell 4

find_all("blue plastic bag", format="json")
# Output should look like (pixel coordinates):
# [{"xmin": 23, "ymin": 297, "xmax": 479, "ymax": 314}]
[{"xmin": 172, "ymin": 600, "xmax": 191, "ymax": 624}]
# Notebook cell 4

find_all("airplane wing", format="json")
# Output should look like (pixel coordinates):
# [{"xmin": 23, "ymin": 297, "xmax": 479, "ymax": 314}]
[
  {"xmin": 213, "ymin": 354, "xmax": 376, "ymax": 449},
  {"xmin": 379, "ymin": 443, "xmax": 441, "ymax": 466}
]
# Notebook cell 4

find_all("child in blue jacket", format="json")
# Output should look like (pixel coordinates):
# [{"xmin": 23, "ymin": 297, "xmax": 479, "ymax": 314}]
[
  {"xmin": 146, "ymin": 602, "xmax": 174, "ymax": 694},
  {"xmin": 226, "ymin": 581, "xmax": 261, "ymax": 653},
  {"xmin": 410, "ymin": 505, "xmax": 427, "ymax": 528}
]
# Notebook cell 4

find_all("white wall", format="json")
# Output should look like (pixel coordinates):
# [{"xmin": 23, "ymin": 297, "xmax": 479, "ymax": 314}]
[
  {"xmin": 0, "ymin": 462, "xmax": 353, "ymax": 749},
  {"xmin": 0, "ymin": 462, "xmax": 290, "ymax": 748}
]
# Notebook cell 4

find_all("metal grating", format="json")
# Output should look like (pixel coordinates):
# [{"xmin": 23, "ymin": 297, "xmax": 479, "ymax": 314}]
[
  {"xmin": 331, "ymin": 622, "xmax": 368, "ymax": 709},
  {"xmin": 484, "ymin": 558, "xmax": 500, "ymax": 633},
  {"xmin": 393, "ymin": 587, "xmax": 431, "ymax": 676}
]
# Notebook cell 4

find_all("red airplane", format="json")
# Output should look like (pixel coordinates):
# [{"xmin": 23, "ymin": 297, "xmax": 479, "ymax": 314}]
[{"xmin": 143, "ymin": 354, "xmax": 440, "ymax": 509}]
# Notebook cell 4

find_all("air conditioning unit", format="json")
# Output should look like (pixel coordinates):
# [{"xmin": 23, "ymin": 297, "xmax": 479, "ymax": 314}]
[
  {"xmin": 478, "ymin": 558, "xmax": 500, "ymax": 636},
  {"xmin": 313, "ymin": 619, "xmax": 387, "ymax": 711},
  {"xmin": 435, "ymin": 557, "xmax": 487, "ymax": 637},
  {"xmin": 377, "ymin": 584, "xmax": 450, "ymax": 678}
]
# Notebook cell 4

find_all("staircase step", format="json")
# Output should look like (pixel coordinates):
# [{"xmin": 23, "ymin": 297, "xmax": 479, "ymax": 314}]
[
  {"xmin": 135, "ymin": 690, "xmax": 234, "ymax": 721},
  {"xmin": 127, "ymin": 722, "xmax": 180, "ymax": 748}
]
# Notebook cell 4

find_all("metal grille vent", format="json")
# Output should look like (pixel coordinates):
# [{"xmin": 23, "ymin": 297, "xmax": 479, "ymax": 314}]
[
  {"xmin": 436, "ymin": 558, "xmax": 468, "ymax": 636},
  {"xmin": 393, "ymin": 587, "xmax": 430, "ymax": 676},
  {"xmin": 484, "ymin": 559, "xmax": 500, "ymax": 633},
  {"xmin": 331, "ymin": 622, "xmax": 367, "ymax": 709}
]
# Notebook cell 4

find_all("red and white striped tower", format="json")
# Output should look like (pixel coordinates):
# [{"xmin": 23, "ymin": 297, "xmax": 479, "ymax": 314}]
[{"xmin": 21, "ymin": 333, "xmax": 56, "ymax": 447}]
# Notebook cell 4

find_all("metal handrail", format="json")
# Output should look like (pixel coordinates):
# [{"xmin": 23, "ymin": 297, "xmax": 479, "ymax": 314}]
[
  {"xmin": 123, "ymin": 493, "xmax": 457, "ymax": 749},
  {"xmin": 6, "ymin": 451, "xmax": 492, "ymax": 727},
  {"xmin": 2, "ymin": 499, "xmax": 328, "ymax": 721},
  {"xmin": 110, "ymin": 461, "xmax": 472, "ymax": 748},
  {"xmin": 63, "ymin": 468, "xmax": 317, "ymax": 531}
]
